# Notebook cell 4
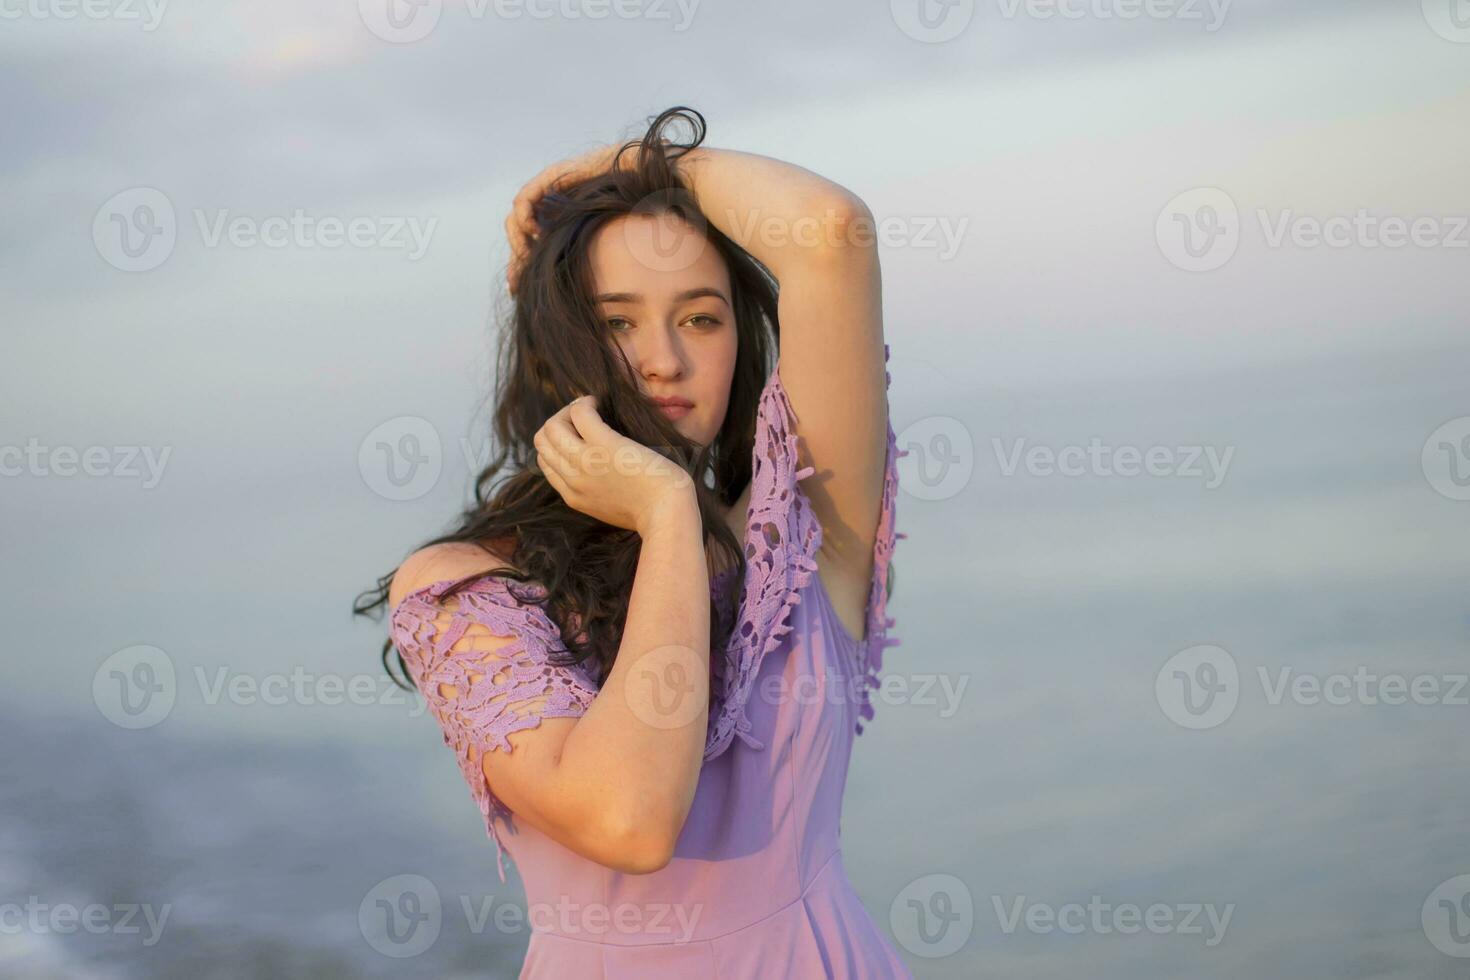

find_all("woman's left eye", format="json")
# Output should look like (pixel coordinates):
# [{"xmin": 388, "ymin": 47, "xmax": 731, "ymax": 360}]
[{"xmin": 688, "ymin": 314, "xmax": 719, "ymax": 327}]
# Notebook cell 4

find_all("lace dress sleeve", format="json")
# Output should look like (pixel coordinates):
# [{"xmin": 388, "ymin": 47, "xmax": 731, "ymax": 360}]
[
  {"xmin": 854, "ymin": 342, "xmax": 908, "ymax": 736},
  {"xmin": 706, "ymin": 342, "xmax": 907, "ymax": 758},
  {"xmin": 389, "ymin": 575, "xmax": 601, "ymax": 883}
]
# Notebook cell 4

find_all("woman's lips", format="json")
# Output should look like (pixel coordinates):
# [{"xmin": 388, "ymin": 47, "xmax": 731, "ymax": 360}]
[{"xmin": 651, "ymin": 396, "xmax": 693, "ymax": 420}]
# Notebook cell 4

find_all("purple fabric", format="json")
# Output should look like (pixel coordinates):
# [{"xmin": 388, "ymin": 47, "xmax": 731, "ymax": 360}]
[{"xmin": 389, "ymin": 344, "xmax": 911, "ymax": 977}]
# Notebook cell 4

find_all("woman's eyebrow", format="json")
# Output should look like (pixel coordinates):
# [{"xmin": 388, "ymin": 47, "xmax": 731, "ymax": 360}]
[{"xmin": 594, "ymin": 287, "xmax": 730, "ymax": 307}]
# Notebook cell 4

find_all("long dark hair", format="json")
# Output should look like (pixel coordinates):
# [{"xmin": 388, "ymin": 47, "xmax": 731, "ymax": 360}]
[{"xmin": 353, "ymin": 106, "xmax": 781, "ymax": 692}]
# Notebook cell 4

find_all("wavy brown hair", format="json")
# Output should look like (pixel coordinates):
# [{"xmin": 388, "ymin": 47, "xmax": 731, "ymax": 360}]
[{"xmin": 353, "ymin": 106, "xmax": 781, "ymax": 691}]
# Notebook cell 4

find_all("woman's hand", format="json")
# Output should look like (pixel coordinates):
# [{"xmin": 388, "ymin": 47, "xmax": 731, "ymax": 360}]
[
  {"xmin": 506, "ymin": 139, "xmax": 671, "ymax": 296},
  {"xmin": 506, "ymin": 144, "xmax": 618, "ymax": 297},
  {"xmin": 534, "ymin": 394, "xmax": 695, "ymax": 534}
]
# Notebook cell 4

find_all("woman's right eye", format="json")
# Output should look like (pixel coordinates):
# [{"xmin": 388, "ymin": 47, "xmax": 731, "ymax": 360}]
[{"xmin": 607, "ymin": 317, "xmax": 631, "ymax": 331}]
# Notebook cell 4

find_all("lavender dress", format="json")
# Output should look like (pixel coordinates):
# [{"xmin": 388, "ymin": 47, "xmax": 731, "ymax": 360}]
[{"xmin": 390, "ymin": 345, "xmax": 911, "ymax": 978}]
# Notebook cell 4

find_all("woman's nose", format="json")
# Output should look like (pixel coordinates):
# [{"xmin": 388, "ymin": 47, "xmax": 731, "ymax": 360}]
[{"xmin": 638, "ymin": 327, "xmax": 685, "ymax": 380}]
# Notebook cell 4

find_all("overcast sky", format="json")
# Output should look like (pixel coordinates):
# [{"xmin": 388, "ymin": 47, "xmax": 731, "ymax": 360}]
[{"xmin": 3, "ymin": 2, "xmax": 1469, "ymax": 977}]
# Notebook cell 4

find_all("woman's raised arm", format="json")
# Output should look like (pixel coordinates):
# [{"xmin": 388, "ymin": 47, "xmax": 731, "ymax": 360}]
[{"xmin": 679, "ymin": 144, "xmax": 891, "ymax": 620}]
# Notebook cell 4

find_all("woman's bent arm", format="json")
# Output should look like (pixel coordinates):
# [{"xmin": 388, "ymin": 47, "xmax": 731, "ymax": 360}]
[
  {"xmin": 389, "ymin": 492, "xmax": 709, "ymax": 874},
  {"xmin": 553, "ymin": 492, "xmax": 710, "ymax": 870}
]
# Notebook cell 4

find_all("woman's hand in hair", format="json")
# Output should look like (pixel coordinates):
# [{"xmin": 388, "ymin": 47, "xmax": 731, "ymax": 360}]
[
  {"xmin": 506, "ymin": 137, "xmax": 674, "ymax": 296},
  {"xmin": 534, "ymin": 394, "xmax": 695, "ymax": 535},
  {"xmin": 506, "ymin": 144, "xmax": 619, "ymax": 297}
]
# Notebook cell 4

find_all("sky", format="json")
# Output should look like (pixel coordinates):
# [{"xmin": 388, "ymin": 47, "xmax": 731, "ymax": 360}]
[{"xmin": 2, "ymin": 1, "xmax": 1469, "ymax": 977}]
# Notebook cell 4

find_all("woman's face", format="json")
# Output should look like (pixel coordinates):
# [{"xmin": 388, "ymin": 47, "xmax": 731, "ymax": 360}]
[{"xmin": 588, "ymin": 212, "xmax": 738, "ymax": 447}]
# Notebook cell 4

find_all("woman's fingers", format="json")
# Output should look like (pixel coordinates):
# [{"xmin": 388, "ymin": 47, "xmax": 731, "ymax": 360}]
[
  {"xmin": 512, "ymin": 186, "xmax": 535, "ymax": 226},
  {"xmin": 505, "ymin": 212, "xmax": 528, "ymax": 251},
  {"xmin": 537, "ymin": 451, "xmax": 582, "ymax": 509},
  {"xmin": 511, "ymin": 150, "xmax": 610, "ymax": 238},
  {"xmin": 508, "ymin": 253, "xmax": 524, "ymax": 295},
  {"xmin": 537, "ymin": 446, "xmax": 566, "ymax": 484},
  {"xmin": 537, "ymin": 398, "xmax": 591, "ymax": 458},
  {"xmin": 506, "ymin": 175, "xmax": 556, "ymax": 293},
  {"xmin": 511, "ymin": 188, "xmax": 540, "ymax": 242},
  {"xmin": 565, "ymin": 396, "xmax": 610, "ymax": 440},
  {"xmin": 506, "ymin": 146, "xmax": 626, "ymax": 295},
  {"xmin": 536, "ymin": 421, "xmax": 578, "ymax": 463}
]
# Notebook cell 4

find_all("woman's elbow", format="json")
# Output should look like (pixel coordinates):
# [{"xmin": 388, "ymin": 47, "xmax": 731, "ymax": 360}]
[{"xmin": 597, "ymin": 813, "xmax": 679, "ymax": 875}]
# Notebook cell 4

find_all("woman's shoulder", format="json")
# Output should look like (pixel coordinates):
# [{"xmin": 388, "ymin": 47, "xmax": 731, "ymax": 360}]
[
  {"xmin": 388, "ymin": 538, "xmax": 523, "ymax": 612},
  {"xmin": 386, "ymin": 536, "xmax": 578, "ymax": 676}
]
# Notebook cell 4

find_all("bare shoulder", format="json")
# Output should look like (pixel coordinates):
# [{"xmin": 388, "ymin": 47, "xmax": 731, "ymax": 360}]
[{"xmin": 388, "ymin": 539, "xmax": 518, "ymax": 611}]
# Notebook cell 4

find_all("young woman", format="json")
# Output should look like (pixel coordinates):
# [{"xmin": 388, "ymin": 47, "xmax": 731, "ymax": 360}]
[{"xmin": 355, "ymin": 106, "xmax": 909, "ymax": 977}]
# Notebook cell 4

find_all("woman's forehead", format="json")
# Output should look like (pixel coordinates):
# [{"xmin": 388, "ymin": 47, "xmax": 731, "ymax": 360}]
[{"xmin": 588, "ymin": 214, "xmax": 729, "ymax": 294}]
